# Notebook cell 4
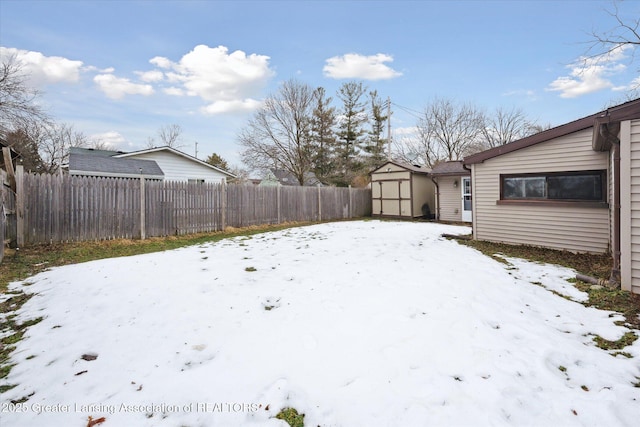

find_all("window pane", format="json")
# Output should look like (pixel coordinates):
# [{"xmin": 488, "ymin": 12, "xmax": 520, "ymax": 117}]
[
  {"xmin": 547, "ymin": 174, "xmax": 602, "ymax": 200},
  {"xmin": 503, "ymin": 177, "xmax": 545, "ymax": 199},
  {"xmin": 463, "ymin": 196, "xmax": 472, "ymax": 210}
]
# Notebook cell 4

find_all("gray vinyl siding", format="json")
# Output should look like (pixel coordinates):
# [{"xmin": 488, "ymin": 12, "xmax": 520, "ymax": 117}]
[
  {"xmin": 621, "ymin": 119, "xmax": 640, "ymax": 294},
  {"xmin": 437, "ymin": 176, "xmax": 462, "ymax": 222},
  {"xmin": 472, "ymin": 128, "xmax": 610, "ymax": 253}
]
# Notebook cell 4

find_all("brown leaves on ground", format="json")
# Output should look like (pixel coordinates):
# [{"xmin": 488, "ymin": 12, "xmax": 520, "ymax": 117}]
[{"xmin": 86, "ymin": 416, "xmax": 106, "ymax": 427}]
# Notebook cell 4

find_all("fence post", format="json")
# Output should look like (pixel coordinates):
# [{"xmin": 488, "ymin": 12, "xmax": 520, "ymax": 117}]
[
  {"xmin": 15, "ymin": 165, "xmax": 24, "ymax": 247},
  {"xmin": 140, "ymin": 176, "xmax": 146, "ymax": 240},
  {"xmin": 277, "ymin": 185, "xmax": 281, "ymax": 224},
  {"xmin": 348, "ymin": 185, "xmax": 352, "ymax": 219},
  {"xmin": 220, "ymin": 181, "xmax": 226, "ymax": 230},
  {"xmin": 317, "ymin": 184, "xmax": 322, "ymax": 222}
]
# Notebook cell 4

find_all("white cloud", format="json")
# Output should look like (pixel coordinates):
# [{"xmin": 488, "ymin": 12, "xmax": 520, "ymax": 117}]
[
  {"xmin": 323, "ymin": 53, "xmax": 402, "ymax": 80},
  {"xmin": 149, "ymin": 56, "xmax": 173, "ymax": 69},
  {"xmin": 200, "ymin": 98, "xmax": 263, "ymax": 115},
  {"xmin": 0, "ymin": 47, "xmax": 83, "ymax": 85},
  {"xmin": 148, "ymin": 44, "xmax": 274, "ymax": 114},
  {"xmin": 393, "ymin": 126, "xmax": 419, "ymax": 136},
  {"xmin": 93, "ymin": 73, "xmax": 154, "ymax": 99},
  {"xmin": 89, "ymin": 131, "xmax": 130, "ymax": 150},
  {"xmin": 136, "ymin": 70, "xmax": 164, "ymax": 82},
  {"xmin": 546, "ymin": 45, "xmax": 632, "ymax": 98},
  {"xmin": 502, "ymin": 89, "xmax": 537, "ymax": 100},
  {"xmin": 163, "ymin": 87, "xmax": 185, "ymax": 96},
  {"xmin": 612, "ymin": 75, "xmax": 640, "ymax": 92}
]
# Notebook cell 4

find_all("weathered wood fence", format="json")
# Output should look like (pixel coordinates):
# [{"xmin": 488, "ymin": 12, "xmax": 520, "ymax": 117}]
[
  {"xmin": 1, "ymin": 169, "xmax": 17, "ymax": 263},
  {"xmin": 10, "ymin": 168, "xmax": 372, "ymax": 247}
]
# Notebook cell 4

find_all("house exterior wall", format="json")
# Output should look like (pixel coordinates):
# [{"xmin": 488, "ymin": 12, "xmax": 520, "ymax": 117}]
[
  {"xmin": 128, "ymin": 151, "xmax": 229, "ymax": 183},
  {"xmin": 436, "ymin": 176, "xmax": 463, "ymax": 222},
  {"xmin": 621, "ymin": 119, "xmax": 640, "ymax": 294},
  {"xmin": 471, "ymin": 128, "xmax": 611, "ymax": 253}
]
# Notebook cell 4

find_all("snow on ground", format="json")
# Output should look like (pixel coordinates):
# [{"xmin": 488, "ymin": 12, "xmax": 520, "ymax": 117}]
[{"xmin": 1, "ymin": 220, "xmax": 639, "ymax": 427}]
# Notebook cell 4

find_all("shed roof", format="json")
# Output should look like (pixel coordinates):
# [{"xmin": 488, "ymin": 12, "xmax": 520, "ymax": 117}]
[
  {"xmin": 430, "ymin": 160, "xmax": 469, "ymax": 176},
  {"xmin": 371, "ymin": 160, "xmax": 431, "ymax": 174},
  {"xmin": 464, "ymin": 98, "xmax": 640, "ymax": 165}
]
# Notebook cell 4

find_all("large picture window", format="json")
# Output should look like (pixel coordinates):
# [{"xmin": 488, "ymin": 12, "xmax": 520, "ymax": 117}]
[{"xmin": 501, "ymin": 171, "xmax": 606, "ymax": 202}]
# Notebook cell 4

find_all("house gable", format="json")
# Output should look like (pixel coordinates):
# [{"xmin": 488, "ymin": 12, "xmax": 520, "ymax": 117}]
[{"xmin": 115, "ymin": 146, "xmax": 235, "ymax": 182}]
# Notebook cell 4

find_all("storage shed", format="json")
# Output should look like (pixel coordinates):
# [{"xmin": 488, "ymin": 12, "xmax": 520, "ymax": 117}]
[{"xmin": 370, "ymin": 161, "xmax": 435, "ymax": 218}]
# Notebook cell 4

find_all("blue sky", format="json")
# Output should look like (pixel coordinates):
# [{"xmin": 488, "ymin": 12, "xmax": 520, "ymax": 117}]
[{"xmin": 1, "ymin": 0, "xmax": 639, "ymax": 168}]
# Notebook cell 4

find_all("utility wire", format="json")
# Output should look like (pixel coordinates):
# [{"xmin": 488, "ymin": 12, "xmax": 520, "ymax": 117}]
[{"xmin": 390, "ymin": 102, "xmax": 423, "ymax": 120}]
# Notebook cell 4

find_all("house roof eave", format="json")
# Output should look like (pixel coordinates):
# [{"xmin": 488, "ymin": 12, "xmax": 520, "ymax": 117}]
[{"xmin": 464, "ymin": 98, "xmax": 640, "ymax": 165}]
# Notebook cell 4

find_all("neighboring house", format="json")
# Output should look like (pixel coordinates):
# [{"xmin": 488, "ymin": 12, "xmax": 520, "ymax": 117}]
[
  {"xmin": 430, "ymin": 161, "xmax": 472, "ymax": 222},
  {"xmin": 259, "ymin": 169, "xmax": 322, "ymax": 186},
  {"xmin": 370, "ymin": 161, "xmax": 435, "ymax": 218},
  {"xmin": 68, "ymin": 147, "xmax": 165, "ymax": 180},
  {"xmin": 464, "ymin": 98, "xmax": 640, "ymax": 295},
  {"xmin": 68, "ymin": 146, "xmax": 235, "ymax": 183}
]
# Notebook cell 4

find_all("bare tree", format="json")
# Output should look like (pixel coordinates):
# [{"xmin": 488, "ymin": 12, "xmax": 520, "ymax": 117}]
[
  {"xmin": 228, "ymin": 165, "xmax": 250, "ymax": 184},
  {"xmin": 480, "ymin": 106, "xmax": 539, "ymax": 149},
  {"xmin": 38, "ymin": 122, "xmax": 88, "ymax": 172},
  {"xmin": 4, "ymin": 128, "xmax": 46, "ymax": 172},
  {"xmin": 0, "ymin": 53, "xmax": 50, "ymax": 131},
  {"xmin": 414, "ymin": 98, "xmax": 485, "ymax": 167},
  {"xmin": 585, "ymin": 1, "xmax": 639, "ymax": 95},
  {"xmin": 147, "ymin": 124, "xmax": 184, "ymax": 148},
  {"xmin": 239, "ymin": 79, "xmax": 316, "ymax": 185}
]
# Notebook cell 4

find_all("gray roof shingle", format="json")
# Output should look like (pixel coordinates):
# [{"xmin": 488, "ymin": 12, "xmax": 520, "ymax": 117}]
[
  {"xmin": 430, "ymin": 161, "xmax": 470, "ymax": 176},
  {"xmin": 69, "ymin": 147, "xmax": 164, "ymax": 178}
]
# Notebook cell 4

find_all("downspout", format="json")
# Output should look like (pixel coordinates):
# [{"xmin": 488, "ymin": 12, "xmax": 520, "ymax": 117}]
[
  {"xmin": 430, "ymin": 175, "xmax": 440, "ymax": 221},
  {"xmin": 605, "ymin": 124, "xmax": 621, "ymax": 284}
]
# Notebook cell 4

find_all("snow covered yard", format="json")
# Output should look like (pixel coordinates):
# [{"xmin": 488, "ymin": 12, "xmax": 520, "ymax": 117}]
[{"xmin": 1, "ymin": 220, "xmax": 639, "ymax": 427}]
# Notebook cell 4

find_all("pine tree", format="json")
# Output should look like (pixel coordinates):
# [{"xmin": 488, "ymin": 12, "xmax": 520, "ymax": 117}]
[
  {"xmin": 310, "ymin": 87, "xmax": 337, "ymax": 184},
  {"xmin": 365, "ymin": 90, "xmax": 388, "ymax": 169},
  {"xmin": 335, "ymin": 81, "xmax": 367, "ymax": 186},
  {"xmin": 205, "ymin": 152, "xmax": 230, "ymax": 171}
]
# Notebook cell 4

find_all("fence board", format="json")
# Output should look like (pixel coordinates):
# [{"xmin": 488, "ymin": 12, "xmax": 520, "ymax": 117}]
[{"xmin": 14, "ymin": 174, "xmax": 372, "ymax": 246}]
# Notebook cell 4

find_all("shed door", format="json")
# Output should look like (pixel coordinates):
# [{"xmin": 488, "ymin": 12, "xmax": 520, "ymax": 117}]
[{"xmin": 374, "ymin": 179, "xmax": 411, "ymax": 217}]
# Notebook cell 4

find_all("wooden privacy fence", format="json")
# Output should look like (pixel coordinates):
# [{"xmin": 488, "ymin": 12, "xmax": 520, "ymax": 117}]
[
  {"xmin": 13, "ymin": 168, "xmax": 372, "ymax": 246},
  {"xmin": 1, "ymin": 169, "xmax": 17, "ymax": 263}
]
